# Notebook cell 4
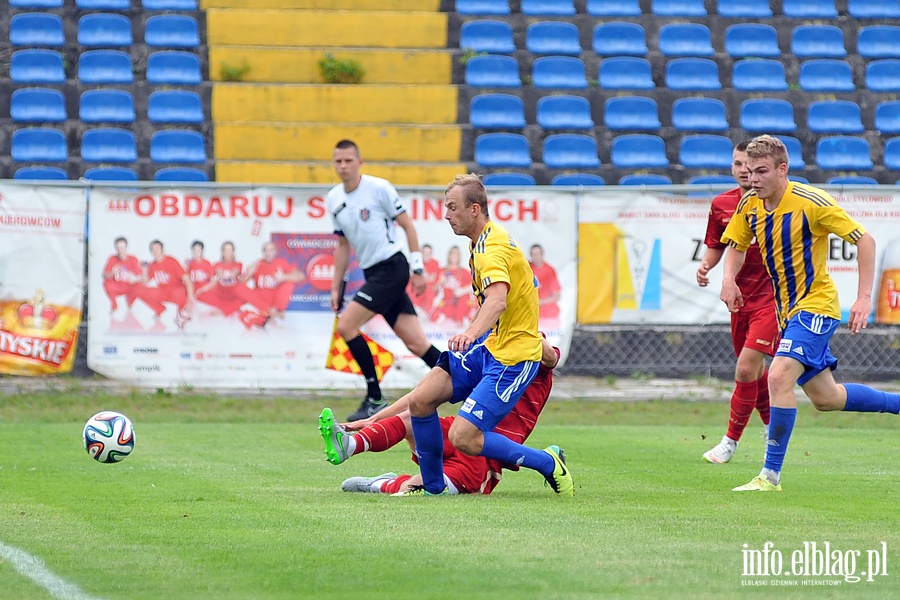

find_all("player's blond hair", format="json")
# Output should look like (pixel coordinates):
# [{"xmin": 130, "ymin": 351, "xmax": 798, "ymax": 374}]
[
  {"xmin": 445, "ymin": 173, "xmax": 490, "ymax": 218},
  {"xmin": 746, "ymin": 135, "xmax": 789, "ymax": 170}
]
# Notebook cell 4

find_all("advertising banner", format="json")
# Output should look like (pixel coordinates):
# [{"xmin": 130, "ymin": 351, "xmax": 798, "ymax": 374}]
[
  {"xmin": 87, "ymin": 185, "xmax": 576, "ymax": 389},
  {"xmin": 0, "ymin": 183, "xmax": 87, "ymax": 375}
]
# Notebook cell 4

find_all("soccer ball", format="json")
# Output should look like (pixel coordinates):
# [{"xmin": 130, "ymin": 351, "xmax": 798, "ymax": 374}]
[{"xmin": 83, "ymin": 411, "xmax": 135, "ymax": 463}]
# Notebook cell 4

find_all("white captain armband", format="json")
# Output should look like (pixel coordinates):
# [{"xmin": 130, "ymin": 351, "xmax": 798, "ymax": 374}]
[{"xmin": 410, "ymin": 251, "xmax": 424, "ymax": 275}]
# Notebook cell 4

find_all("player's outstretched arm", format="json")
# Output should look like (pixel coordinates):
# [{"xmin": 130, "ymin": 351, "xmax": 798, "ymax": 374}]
[
  {"xmin": 720, "ymin": 246, "xmax": 746, "ymax": 312},
  {"xmin": 344, "ymin": 391, "xmax": 413, "ymax": 431},
  {"xmin": 849, "ymin": 233, "xmax": 876, "ymax": 334},
  {"xmin": 449, "ymin": 282, "xmax": 509, "ymax": 353}
]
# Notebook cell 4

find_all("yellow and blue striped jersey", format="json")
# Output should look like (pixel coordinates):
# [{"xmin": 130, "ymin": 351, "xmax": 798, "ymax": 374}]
[
  {"xmin": 469, "ymin": 220, "xmax": 542, "ymax": 365},
  {"xmin": 721, "ymin": 182, "xmax": 866, "ymax": 328}
]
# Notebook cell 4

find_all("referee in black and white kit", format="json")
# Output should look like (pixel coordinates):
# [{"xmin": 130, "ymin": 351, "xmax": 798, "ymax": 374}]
[{"xmin": 326, "ymin": 139, "xmax": 442, "ymax": 421}]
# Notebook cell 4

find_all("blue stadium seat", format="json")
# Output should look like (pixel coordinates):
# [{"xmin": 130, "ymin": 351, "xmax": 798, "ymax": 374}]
[
  {"xmin": 884, "ymin": 138, "xmax": 900, "ymax": 171},
  {"xmin": 82, "ymin": 128, "xmax": 137, "ymax": 163},
  {"xmin": 483, "ymin": 172, "xmax": 536, "ymax": 186},
  {"xmin": 651, "ymin": 0, "xmax": 706, "ymax": 16},
  {"xmin": 459, "ymin": 20, "xmax": 515, "ymax": 54},
  {"xmin": 807, "ymin": 101, "xmax": 864, "ymax": 134},
  {"xmin": 79, "ymin": 50, "xmax": 133, "ymax": 84},
  {"xmin": 543, "ymin": 134, "xmax": 600, "ymax": 169},
  {"xmin": 815, "ymin": 136, "xmax": 873, "ymax": 170},
  {"xmin": 142, "ymin": 0, "xmax": 199, "ymax": 8},
  {"xmin": 791, "ymin": 25, "xmax": 847, "ymax": 59},
  {"xmin": 599, "ymin": 57, "xmax": 653, "ymax": 90},
  {"xmin": 10, "ymin": 50, "xmax": 65, "ymax": 84},
  {"xmin": 464, "ymin": 55, "xmax": 521, "ymax": 88},
  {"xmin": 619, "ymin": 174, "xmax": 672, "ymax": 185},
  {"xmin": 611, "ymin": 134, "xmax": 669, "ymax": 168},
  {"xmin": 587, "ymin": 0, "xmax": 640, "ymax": 16},
  {"xmin": 866, "ymin": 60, "xmax": 900, "ymax": 92},
  {"xmin": 740, "ymin": 99, "xmax": 797, "ymax": 132},
  {"xmin": 155, "ymin": 167, "xmax": 209, "ymax": 182},
  {"xmin": 689, "ymin": 175, "xmax": 736, "ymax": 185},
  {"xmin": 455, "ymin": 0, "xmax": 510, "ymax": 15},
  {"xmin": 151, "ymin": 130, "xmax": 207, "ymax": 163},
  {"xmin": 11, "ymin": 0, "xmax": 63, "ymax": 6},
  {"xmin": 84, "ymin": 166, "xmax": 138, "ymax": 181},
  {"xmin": 826, "ymin": 176, "xmax": 879, "ymax": 185},
  {"xmin": 858, "ymin": 26, "xmax": 900, "ymax": 59},
  {"xmin": 77, "ymin": 0, "xmax": 131, "ymax": 8},
  {"xmin": 732, "ymin": 59, "xmax": 788, "ymax": 92},
  {"xmin": 799, "ymin": 59, "xmax": 855, "ymax": 92},
  {"xmin": 789, "ymin": 175, "xmax": 810, "ymax": 183},
  {"xmin": 521, "ymin": 0, "xmax": 575, "ymax": 15},
  {"xmin": 592, "ymin": 23, "xmax": 647, "ymax": 56},
  {"xmin": 665, "ymin": 58, "xmax": 721, "ymax": 91},
  {"xmin": 848, "ymin": 0, "xmax": 900, "ymax": 18},
  {"xmin": 776, "ymin": 136, "xmax": 806, "ymax": 169},
  {"xmin": 11, "ymin": 88, "xmax": 66, "ymax": 123},
  {"xmin": 526, "ymin": 22, "xmax": 581, "ymax": 56},
  {"xmin": 15, "ymin": 166, "xmax": 68, "ymax": 180},
  {"xmin": 671, "ymin": 98, "xmax": 728, "ymax": 131},
  {"xmin": 533, "ymin": 56, "xmax": 588, "ymax": 89},
  {"xmin": 78, "ymin": 14, "xmax": 132, "ymax": 47},
  {"xmin": 718, "ymin": 0, "xmax": 771, "ymax": 17},
  {"xmin": 552, "ymin": 173, "xmax": 605, "ymax": 186},
  {"xmin": 12, "ymin": 128, "xmax": 67, "ymax": 162},
  {"xmin": 875, "ymin": 101, "xmax": 900, "ymax": 134},
  {"xmin": 658, "ymin": 23, "xmax": 714, "ymax": 57},
  {"xmin": 604, "ymin": 96, "xmax": 660, "ymax": 130},
  {"xmin": 470, "ymin": 94, "xmax": 526, "ymax": 129},
  {"xmin": 474, "ymin": 133, "xmax": 532, "ymax": 168},
  {"xmin": 145, "ymin": 15, "xmax": 200, "ymax": 48},
  {"xmin": 679, "ymin": 135, "xmax": 734, "ymax": 169},
  {"xmin": 537, "ymin": 95, "xmax": 593, "ymax": 130},
  {"xmin": 783, "ymin": 0, "xmax": 837, "ymax": 17},
  {"xmin": 725, "ymin": 24, "xmax": 781, "ymax": 58},
  {"xmin": 148, "ymin": 90, "xmax": 204, "ymax": 124},
  {"xmin": 147, "ymin": 51, "xmax": 202, "ymax": 85},
  {"xmin": 10, "ymin": 13, "xmax": 65, "ymax": 47},
  {"xmin": 80, "ymin": 89, "xmax": 136, "ymax": 123}
]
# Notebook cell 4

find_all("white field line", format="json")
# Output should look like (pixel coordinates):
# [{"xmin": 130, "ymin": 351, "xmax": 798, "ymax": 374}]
[{"xmin": 0, "ymin": 541, "xmax": 103, "ymax": 600}]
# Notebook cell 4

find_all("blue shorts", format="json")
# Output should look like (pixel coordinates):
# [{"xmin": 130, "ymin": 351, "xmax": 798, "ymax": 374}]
[
  {"xmin": 440, "ymin": 342, "xmax": 539, "ymax": 432},
  {"xmin": 776, "ymin": 311, "xmax": 839, "ymax": 385}
]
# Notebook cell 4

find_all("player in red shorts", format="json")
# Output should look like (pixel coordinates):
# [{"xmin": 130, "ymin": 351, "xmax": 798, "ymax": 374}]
[
  {"xmin": 129, "ymin": 239, "xmax": 195, "ymax": 330},
  {"xmin": 529, "ymin": 243, "xmax": 561, "ymax": 320},
  {"xmin": 195, "ymin": 241, "xmax": 245, "ymax": 316},
  {"xmin": 101, "ymin": 236, "xmax": 142, "ymax": 312},
  {"xmin": 235, "ymin": 241, "xmax": 305, "ymax": 328},
  {"xmin": 318, "ymin": 337, "xmax": 560, "ymax": 495},
  {"xmin": 696, "ymin": 141, "xmax": 779, "ymax": 463}
]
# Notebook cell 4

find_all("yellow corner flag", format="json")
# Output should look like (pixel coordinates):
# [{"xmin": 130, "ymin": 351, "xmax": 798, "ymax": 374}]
[{"xmin": 325, "ymin": 318, "xmax": 394, "ymax": 382}]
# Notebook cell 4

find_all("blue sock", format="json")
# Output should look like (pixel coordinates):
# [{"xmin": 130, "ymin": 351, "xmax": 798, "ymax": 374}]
[
  {"xmin": 843, "ymin": 383, "xmax": 900, "ymax": 414},
  {"xmin": 481, "ymin": 431, "xmax": 555, "ymax": 476},
  {"xmin": 410, "ymin": 414, "xmax": 446, "ymax": 494},
  {"xmin": 764, "ymin": 406, "xmax": 796, "ymax": 474}
]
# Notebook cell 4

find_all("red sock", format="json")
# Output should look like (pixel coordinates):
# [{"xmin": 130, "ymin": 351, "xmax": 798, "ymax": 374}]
[
  {"xmin": 756, "ymin": 369, "xmax": 771, "ymax": 426},
  {"xmin": 726, "ymin": 380, "xmax": 758, "ymax": 441},
  {"xmin": 353, "ymin": 415, "xmax": 408, "ymax": 454},
  {"xmin": 380, "ymin": 474, "xmax": 413, "ymax": 494}
]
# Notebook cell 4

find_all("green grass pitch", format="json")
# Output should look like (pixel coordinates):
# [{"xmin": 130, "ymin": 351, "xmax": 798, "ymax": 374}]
[{"xmin": 0, "ymin": 387, "xmax": 898, "ymax": 599}]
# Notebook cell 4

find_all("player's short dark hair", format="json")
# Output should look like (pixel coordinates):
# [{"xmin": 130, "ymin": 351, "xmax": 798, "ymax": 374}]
[
  {"xmin": 530, "ymin": 244, "xmax": 544, "ymax": 253},
  {"xmin": 335, "ymin": 139, "xmax": 360, "ymax": 155},
  {"xmin": 446, "ymin": 173, "xmax": 490, "ymax": 218},
  {"xmin": 149, "ymin": 239, "xmax": 163, "ymax": 250},
  {"xmin": 191, "ymin": 240, "xmax": 204, "ymax": 250},
  {"xmin": 222, "ymin": 240, "xmax": 234, "ymax": 250},
  {"xmin": 114, "ymin": 236, "xmax": 127, "ymax": 245},
  {"xmin": 735, "ymin": 141, "xmax": 750, "ymax": 152}
]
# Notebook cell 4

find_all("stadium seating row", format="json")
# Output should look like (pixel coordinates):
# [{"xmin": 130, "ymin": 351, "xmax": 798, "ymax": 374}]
[
  {"xmin": 11, "ymin": 0, "xmax": 197, "ymax": 9},
  {"xmin": 461, "ymin": 21, "xmax": 900, "ymax": 60},
  {"xmin": 10, "ymin": 13, "xmax": 200, "ymax": 48},
  {"xmin": 11, "ymin": 127, "xmax": 208, "ymax": 164},
  {"xmin": 481, "ymin": 172, "xmax": 882, "ymax": 186},
  {"xmin": 10, "ymin": 49, "xmax": 201, "ymax": 85},
  {"xmin": 10, "ymin": 88, "xmax": 204, "ymax": 124},
  {"xmin": 470, "ymin": 94, "xmax": 900, "ymax": 135},
  {"xmin": 473, "ymin": 132, "xmax": 900, "ymax": 171},
  {"xmin": 465, "ymin": 55, "xmax": 900, "ymax": 92},
  {"xmin": 14, "ymin": 166, "xmax": 208, "ymax": 182},
  {"xmin": 456, "ymin": 0, "xmax": 900, "ymax": 19}
]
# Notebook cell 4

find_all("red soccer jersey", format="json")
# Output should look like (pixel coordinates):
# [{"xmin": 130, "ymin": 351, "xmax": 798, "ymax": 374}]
[
  {"xmin": 148, "ymin": 256, "xmax": 187, "ymax": 290},
  {"xmin": 407, "ymin": 257, "xmax": 441, "ymax": 310},
  {"xmin": 103, "ymin": 254, "xmax": 141, "ymax": 282},
  {"xmin": 530, "ymin": 261, "xmax": 561, "ymax": 318},
  {"xmin": 706, "ymin": 188, "xmax": 774, "ymax": 313},
  {"xmin": 187, "ymin": 259, "xmax": 215, "ymax": 285},
  {"xmin": 214, "ymin": 261, "xmax": 243, "ymax": 286},
  {"xmin": 252, "ymin": 257, "xmax": 293, "ymax": 289}
]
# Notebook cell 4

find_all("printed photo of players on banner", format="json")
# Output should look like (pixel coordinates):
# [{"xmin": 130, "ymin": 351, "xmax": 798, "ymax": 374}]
[{"xmin": 87, "ymin": 186, "xmax": 577, "ymax": 389}]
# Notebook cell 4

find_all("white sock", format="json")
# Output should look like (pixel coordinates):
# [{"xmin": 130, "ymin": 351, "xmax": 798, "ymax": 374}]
[
  {"xmin": 347, "ymin": 435, "xmax": 359, "ymax": 455},
  {"xmin": 760, "ymin": 468, "xmax": 780, "ymax": 485},
  {"xmin": 371, "ymin": 476, "xmax": 392, "ymax": 493}
]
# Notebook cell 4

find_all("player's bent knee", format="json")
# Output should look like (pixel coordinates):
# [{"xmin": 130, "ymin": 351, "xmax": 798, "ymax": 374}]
[{"xmin": 448, "ymin": 419, "xmax": 483, "ymax": 456}]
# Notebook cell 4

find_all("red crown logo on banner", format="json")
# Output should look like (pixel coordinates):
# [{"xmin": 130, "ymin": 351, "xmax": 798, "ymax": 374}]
[{"xmin": 17, "ymin": 290, "xmax": 60, "ymax": 330}]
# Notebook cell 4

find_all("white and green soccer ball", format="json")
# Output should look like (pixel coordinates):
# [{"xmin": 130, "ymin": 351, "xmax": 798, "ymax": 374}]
[{"xmin": 83, "ymin": 411, "xmax": 135, "ymax": 463}]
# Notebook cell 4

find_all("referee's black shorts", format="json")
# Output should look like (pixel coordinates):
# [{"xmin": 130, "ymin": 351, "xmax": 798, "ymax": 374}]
[{"xmin": 353, "ymin": 252, "xmax": 417, "ymax": 327}]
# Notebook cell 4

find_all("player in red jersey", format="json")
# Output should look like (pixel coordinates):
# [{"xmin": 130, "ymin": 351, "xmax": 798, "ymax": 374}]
[
  {"xmin": 130, "ymin": 239, "xmax": 195, "ymax": 330},
  {"xmin": 235, "ymin": 241, "xmax": 305, "ymax": 328},
  {"xmin": 195, "ymin": 241, "xmax": 245, "ymax": 317},
  {"xmin": 101, "ymin": 237, "xmax": 142, "ymax": 312},
  {"xmin": 529, "ymin": 243, "xmax": 561, "ymax": 320},
  {"xmin": 432, "ymin": 245, "xmax": 477, "ymax": 325},
  {"xmin": 318, "ymin": 337, "xmax": 559, "ymax": 495},
  {"xmin": 696, "ymin": 141, "xmax": 779, "ymax": 464},
  {"xmin": 406, "ymin": 244, "xmax": 441, "ymax": 318},
  {"xmin": 186, "ymin": 240, "xmax": 215, "ymax": 295}
]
